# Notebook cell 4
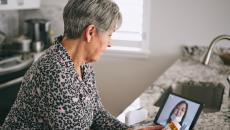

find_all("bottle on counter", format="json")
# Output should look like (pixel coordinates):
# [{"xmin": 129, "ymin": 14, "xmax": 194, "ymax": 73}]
[{"xmin": 163, "ymin": 121, "xmax": 181, "ymax": 130}]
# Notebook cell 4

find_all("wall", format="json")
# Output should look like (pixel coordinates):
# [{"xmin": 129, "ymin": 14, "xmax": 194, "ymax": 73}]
[
  {"xmin": 93, "ymin": 0, "xmax": 230, "ymax": 116},
  {"xmin": 1, "ymin": 0, "xmax": 230, "ymax": 116},
  {"xmin": 0, "ymin": 11, "xmax": 19, "ymax": 38}
]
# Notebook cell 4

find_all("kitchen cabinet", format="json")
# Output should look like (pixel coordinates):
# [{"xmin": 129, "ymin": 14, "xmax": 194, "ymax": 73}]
[{"xmin": 0, "ymin": 0, "xmax": 40, "ymax": 10}]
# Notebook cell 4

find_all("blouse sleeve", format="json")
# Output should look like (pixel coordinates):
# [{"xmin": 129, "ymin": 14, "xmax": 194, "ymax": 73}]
[{"xmin": 90, "ymin": 93, "xmax": 129, "ymax": 130}]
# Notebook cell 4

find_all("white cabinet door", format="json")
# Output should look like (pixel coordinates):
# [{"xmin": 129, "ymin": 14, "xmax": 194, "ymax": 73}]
[{"xmin": 0, "ymin": 0, "xmax": 40, "ymax": 10}]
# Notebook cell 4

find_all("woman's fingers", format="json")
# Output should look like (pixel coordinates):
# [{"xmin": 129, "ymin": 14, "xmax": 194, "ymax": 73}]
[{"xmin": 139, "ymin": 125, "xmax": 164, "ymax": 130}]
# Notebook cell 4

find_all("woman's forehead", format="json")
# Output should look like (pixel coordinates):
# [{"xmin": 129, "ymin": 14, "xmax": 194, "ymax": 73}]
[{"xmin": 177, "ymin": 103, "xmax": 187, "ymax": 108}]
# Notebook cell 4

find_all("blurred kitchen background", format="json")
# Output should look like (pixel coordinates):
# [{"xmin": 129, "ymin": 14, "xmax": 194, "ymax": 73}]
[{"xmin": 0, "ymin": 0, "xmax": 230, "ymax": 124}]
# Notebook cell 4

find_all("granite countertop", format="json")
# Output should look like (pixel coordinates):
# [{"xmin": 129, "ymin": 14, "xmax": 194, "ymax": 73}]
[{"xmin": 117, "ymin": 46, "xmax": 230, "ymax": 130}]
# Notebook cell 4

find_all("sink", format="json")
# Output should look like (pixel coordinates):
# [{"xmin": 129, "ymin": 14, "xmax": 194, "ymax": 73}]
[{"xmin": 154, "ymin": 81, "xmax": 225, "ymax": 113}]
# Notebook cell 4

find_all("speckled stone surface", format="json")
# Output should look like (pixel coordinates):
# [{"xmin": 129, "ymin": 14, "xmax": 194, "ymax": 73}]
[{"xmin": 118, "ymin": 46, "xmax": 230, "ymax": 130}]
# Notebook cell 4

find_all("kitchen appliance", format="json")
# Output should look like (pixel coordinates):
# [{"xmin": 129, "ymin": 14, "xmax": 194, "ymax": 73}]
[
  {"xmin": 10, "ymin": 35, "xmax": 31, "ymax": 54},
  {"xmin": 0, "ymin": 35, "xmax": 31, "ymax": 57},
  {"xmin": 0, "ymin": 31, "xmax": 18, "ymax": 59},
  {"xmin": 32, "ymin": 40, "xmax": 44, "ymax": 52},
  {"xmin": 24, "ymin": 18, "xmax": 51, "ymax": 52}
]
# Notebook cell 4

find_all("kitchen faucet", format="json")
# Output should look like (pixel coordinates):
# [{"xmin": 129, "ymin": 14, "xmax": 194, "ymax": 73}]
[{"xmin": 202, "ymin": 34, "xmax": 230, "ymax": 65}]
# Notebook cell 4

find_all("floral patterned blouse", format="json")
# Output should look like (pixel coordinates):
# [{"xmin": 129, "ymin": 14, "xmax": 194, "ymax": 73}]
[{"xmin": 1, "ymin": 36, "xmax": 129, "ymax": 130}]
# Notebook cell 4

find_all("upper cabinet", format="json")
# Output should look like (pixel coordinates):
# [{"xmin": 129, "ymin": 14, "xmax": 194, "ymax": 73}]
[{"xmin": 0, "ymin": 0, "xmax": 40, "ymax": 10}]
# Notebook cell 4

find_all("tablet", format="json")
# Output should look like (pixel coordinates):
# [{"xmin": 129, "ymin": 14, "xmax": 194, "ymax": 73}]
[{"xmin": 153, "ymin": 93, "xmax": 203, "ymax": 130}]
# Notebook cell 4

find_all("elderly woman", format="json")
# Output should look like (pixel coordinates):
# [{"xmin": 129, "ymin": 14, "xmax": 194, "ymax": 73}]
[{"xmin": 2, "ymin": 0, "xmax": 163, "ymax": 130}]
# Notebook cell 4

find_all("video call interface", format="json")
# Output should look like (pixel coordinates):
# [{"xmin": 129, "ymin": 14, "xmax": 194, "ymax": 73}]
[{"xmin": 155, "ymin": 94, "xmax": 202, "ymax": 130}]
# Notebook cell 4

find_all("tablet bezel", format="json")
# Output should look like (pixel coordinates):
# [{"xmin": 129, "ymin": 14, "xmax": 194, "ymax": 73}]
[{"xmin": 153, "ymin": 92, "xmax": 203, "ymax": 130}]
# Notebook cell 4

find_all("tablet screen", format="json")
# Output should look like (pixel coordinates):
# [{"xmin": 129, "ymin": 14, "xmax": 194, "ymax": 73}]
[{"xmin": 154, "ymin": 93, "xmax": 203, "ymax": 130}]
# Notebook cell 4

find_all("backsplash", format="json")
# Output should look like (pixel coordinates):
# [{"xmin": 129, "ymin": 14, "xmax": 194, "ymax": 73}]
[
  {"xmin": 0, "ymin": 0, "xmax": 67, "ymax": 40},
  {"xmin": 0, "ymin": 11, "xmax": 19, "ymax": 38},
  {"xmin": 18, "ymin": 1, "xmax": 66, "ymax": 36}
]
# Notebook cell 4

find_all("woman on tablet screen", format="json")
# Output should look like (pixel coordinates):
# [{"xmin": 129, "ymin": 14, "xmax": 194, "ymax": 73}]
[{"xmin": 163, "ymin": 100, "xmax": 188, "ymax": 130}]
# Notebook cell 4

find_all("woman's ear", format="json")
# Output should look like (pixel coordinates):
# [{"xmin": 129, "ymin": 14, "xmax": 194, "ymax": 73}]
[{"xmin": 85, "ymin": 25, "xmax": 96, "ymax": 42}]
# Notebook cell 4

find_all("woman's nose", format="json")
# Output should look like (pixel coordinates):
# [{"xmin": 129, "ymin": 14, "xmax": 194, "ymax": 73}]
[
  {"xmin": 178, "ymin": 110, "xmax": 183, "ymax": 116},
  {"xmin": 107, "ymin": 41, "xmax": 112, "ymax": 47},
  {"xmin": 175, "ymin": 110, "xmax": 180, "ymax": 116},
  {"xmin": 107, "ymin": 39, "xmax": 112, "ymax": 47}
]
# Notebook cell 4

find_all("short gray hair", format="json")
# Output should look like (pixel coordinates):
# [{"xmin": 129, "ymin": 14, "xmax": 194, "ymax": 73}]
[{"xmin": 63, "ymin": 0, "xmax": 122, "ymax": 39}]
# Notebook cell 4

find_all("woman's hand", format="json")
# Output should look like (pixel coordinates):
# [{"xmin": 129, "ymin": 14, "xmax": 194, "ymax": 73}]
[
  {"xmin": 128, "ymin": 125, "xmax": 164, "ymax": 130},
  {"xmin": 138, "ymin": 125, "xmax": 164, "ymax": 130}
]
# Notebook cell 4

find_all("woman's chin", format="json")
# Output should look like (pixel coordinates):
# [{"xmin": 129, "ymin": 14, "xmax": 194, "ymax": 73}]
[
  {"xmin": 88, "ymin": 56, "xmax": 100, "ymax": 63},
  {"xmin": 94, "ymin": 54, "xmax": 103, "ymax": 61},
  {"xmin": 87, "ymin": 53, "xmax": 103, "ymax": 63}
]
